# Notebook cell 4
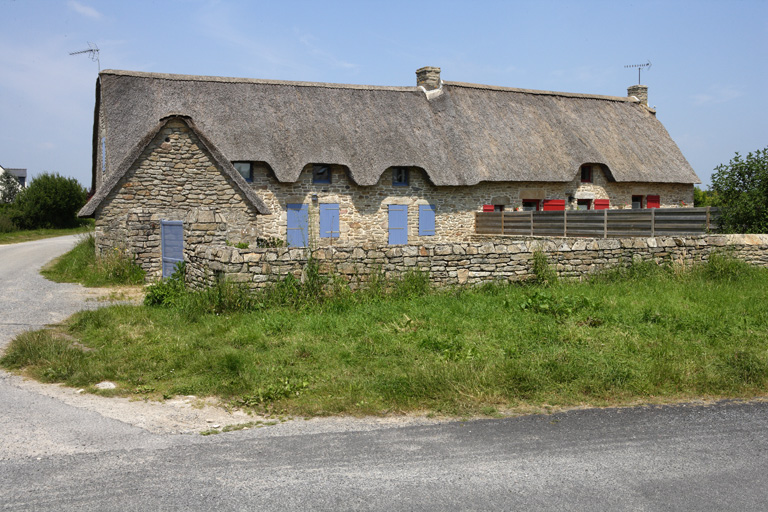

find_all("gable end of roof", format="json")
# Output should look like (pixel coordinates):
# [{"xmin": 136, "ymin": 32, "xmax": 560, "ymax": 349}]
[{"xmin": 79, "ymin": 115, "xmax": 270, "ymax": 217}]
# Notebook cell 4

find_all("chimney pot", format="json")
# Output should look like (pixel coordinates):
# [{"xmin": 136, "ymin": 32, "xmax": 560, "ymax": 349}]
[
  {"xmin": 628, "ymin": 84, "xmax": 648, "ymax": 106},
  {"xmin": 416, "ymin": 66, "xmax": 441, "ymax": 91}
]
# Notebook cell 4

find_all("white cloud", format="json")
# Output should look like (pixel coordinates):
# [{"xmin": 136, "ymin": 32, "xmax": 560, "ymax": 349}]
[
  {"xmin": 298, "ymin": 33, "xmax": 356, "ymax": 70},
  {"xmin": 692, "ymin": 86, "xmax": 742, "ymax": 106},
  {"xmin": 67, "ymin": 1, "xmax": 103, "ymax": 19}
]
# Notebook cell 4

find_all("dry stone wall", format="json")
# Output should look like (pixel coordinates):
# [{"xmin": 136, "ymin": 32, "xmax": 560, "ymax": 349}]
[{"xmin": 184, "ymin": 234, "xmax": 768, "ymax": 290}]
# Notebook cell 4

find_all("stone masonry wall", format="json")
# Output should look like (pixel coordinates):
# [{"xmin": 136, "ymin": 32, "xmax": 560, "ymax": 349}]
[
  {"xmin": 249, "ymin": 163, "xmax": 694, "ymax": 248},
  {"xmin": 184, "ymin": 234, "xmax": 768, "ymax": 290},
  {"xmin": 94, "ymin": 119, "xmax": 261, "ymax": 279}
]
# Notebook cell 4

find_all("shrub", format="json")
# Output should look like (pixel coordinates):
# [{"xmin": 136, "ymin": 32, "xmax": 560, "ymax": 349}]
[
  {"xmin": 0, "ymin": 213, "xmax": 17, "ymax": 233},
  {"xmin": 532, "ymin": 250, "xmax": 557, "ymax": 286},
  {"xmin": 710, "ymin": 146, "xmax": 768, "ymax": 233},
  {"xmin": 144, "ymin": 263, "xmax": 187, "ymax": 307},
  {"xmin": 11, "ymin": 172, "xmax": 88, "ymax": 229}
]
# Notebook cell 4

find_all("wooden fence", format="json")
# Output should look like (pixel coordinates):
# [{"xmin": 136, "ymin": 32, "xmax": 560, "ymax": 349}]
[{"xmin": 475, "ymin": 207, "xmax": 719, "ymax": 238}]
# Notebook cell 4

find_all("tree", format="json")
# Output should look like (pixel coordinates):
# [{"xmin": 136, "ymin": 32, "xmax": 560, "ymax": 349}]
[
  {"xmin": 710, "ymin": 147, "xmax": 768, "ymax": 234},
  {"xmin": 11, "ymin": 172, "xmax": 87, "ymax": 229},
  {"xmin": 693, "ymin": 186, "xmax": 717, "ymax": 207},
  {"xmin": 0, "ymin": 170, "xmax": 22, "ymax": 204}
]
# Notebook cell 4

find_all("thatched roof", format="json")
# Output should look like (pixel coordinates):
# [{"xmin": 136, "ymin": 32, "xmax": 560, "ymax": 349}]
[
  {"xmin": 93, "ymin": 69, "xmax": 699, "ymax": 189},
  {"xmin": 80, "ymin": 115, "xmax": 269, "ymax": 216}
]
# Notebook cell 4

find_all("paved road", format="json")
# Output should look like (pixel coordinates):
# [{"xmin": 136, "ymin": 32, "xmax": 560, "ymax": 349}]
[{"xmin": 1, "ymin": 237, "xmax": 768, "ymax": 510}]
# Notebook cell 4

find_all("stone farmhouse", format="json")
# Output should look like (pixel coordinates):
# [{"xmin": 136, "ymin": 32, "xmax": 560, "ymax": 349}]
[{"xmin": 78, "ymin": 67, "xmax": 700, "ymax": 279}]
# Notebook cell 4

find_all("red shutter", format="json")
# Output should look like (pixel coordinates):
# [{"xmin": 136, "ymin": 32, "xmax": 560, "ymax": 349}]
[
  {"xmin": 482, "ymin": 204, "xmax": 495, "ymax": 212},
  {"xmin": 594, "ymin": 199, "xmax": 610, "ymax": 210},
  {"xmin": 542, "ymin": 199, "xmax": 566, "ymax": 211},
  {"xmin": 647, "ymin": 195, "xmax": 660, "ymax": 209}
]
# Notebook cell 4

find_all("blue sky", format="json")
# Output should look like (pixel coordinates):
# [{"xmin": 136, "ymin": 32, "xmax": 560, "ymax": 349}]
[{"xmin": 0, "ymin": 0, "xmax": 765, "ymax": 188}]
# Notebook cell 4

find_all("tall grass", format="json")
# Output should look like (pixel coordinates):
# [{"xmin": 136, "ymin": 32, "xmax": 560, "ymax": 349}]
[
  {"xmin": 42, "ymin": 234, "xmax": 145, "ymax": 286},
  {"xmin": 4, "ymin": 253, "xmax": 768, "ymax": 417}
]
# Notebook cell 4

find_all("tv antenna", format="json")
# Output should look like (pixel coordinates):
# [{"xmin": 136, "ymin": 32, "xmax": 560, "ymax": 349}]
[
  {"xmin": 70, "ymin": 42, "xmax": 100, "ymax": 72},
  {"xmin": 624, "ymin": 60, "xmax": 651, "ymax": 84}
]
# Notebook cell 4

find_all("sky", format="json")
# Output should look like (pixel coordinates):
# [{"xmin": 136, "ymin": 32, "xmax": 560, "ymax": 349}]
[{"xmin": 0, "ymin": 0, "xmax": 766, "ymax": 189}]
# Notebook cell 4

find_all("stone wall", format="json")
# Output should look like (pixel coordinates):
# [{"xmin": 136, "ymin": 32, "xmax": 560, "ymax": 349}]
[
  {"xmin": 249, "ymin": 163, "xmax": 694, "ymax": 248},
  {"xmin": 94, "ymin": 119, "xmax": 261, "ymax": 279},
  {"xmin": 184, "ymin": 234, "xmax": 768, "ymax": 290}
]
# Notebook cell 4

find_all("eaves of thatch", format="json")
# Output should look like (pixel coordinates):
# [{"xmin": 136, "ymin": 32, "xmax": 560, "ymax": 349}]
[
  {"xmin": 79, "ymin": 115, "xmax": 270, "ymax": 217},
  {"xmin": 93, "ymin": 69, "xmax": 700, "ymax": 190}
]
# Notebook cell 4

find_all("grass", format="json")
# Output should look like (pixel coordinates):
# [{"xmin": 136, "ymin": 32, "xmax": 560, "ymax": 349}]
[
  {"xmin": 3, "ymin": 253, "xmax": 767, "ymax": 418},
  {"xmin": 41, "ymin": 233, "xmax": 145, "ymax": 287},
  {"xmin": 0, "ymin": 221, "xmax": 94, "ymax": 245}
]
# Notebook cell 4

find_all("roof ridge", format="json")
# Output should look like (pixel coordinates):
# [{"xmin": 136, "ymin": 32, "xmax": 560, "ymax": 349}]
[
  {"xmin": 443, "ymin": 81, "xmax": 634, "ymax": 102},
  {"xmin": 100, "ymin": 69, "xmax": 415, "ymax": 92},
  {"xmin": 100, "ymin": 70, "xmax": 637, "ymax": 102}
]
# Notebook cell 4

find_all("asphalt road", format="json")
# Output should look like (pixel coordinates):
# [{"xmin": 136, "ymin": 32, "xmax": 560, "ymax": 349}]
[{"xmin": 1, "ymin": 236, "xmax": 768, "ymax": 511}]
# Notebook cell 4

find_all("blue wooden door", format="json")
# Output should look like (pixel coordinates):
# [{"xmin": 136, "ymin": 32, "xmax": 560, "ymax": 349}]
[
  {"xmin": 161, "ymin": 220, "xmax": 184, "ymax": 278},
  {"xmin": 388, "ymin": 205, "xmax": 408, "ymax": 245},
  {"xmin": 286, "ymin": 203, "xmax": 309, "ymax": 247}
]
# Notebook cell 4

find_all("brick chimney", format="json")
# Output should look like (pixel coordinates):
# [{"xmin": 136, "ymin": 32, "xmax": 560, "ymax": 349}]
[
  {"xmin": 416, "ymin": 66, "xmax": 441, "ymax": 90},
  {"xmin": 627, "ymin": 84, "xmax": 648, "ymax": 106}
]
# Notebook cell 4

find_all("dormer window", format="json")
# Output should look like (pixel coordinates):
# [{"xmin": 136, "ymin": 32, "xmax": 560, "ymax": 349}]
[
  {"xmin": 581, "ymin": 165, "xmax": 593, "ymax": 183},
  {"xmin": 312, "ymin": 164, "xmax": 331, "ymax": 184},
  {"xmin": 392, "ymin": 167, "xmax": 409, "ymax": 187},
  {"xmin": 233, "ymin": 161, "xmax": 253, "ymax": 182}
]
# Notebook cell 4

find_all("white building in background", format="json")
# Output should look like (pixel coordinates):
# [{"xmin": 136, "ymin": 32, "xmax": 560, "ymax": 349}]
[{"xmin": 0, "ymin": 164, "xmax": 27, "ymax": 188}]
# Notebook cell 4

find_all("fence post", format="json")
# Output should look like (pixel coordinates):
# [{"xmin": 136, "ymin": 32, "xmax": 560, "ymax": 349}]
[
  {"xmin": 651, "ymin": 208, "xmax": 655, "ymax": 237},
  {"xmin": 563, "ymin": 209, "xmax": 567, "ymax": 238},
  {"xmin": 706, "ymin": 206, "xmax": 711, "ymax": 231},
  {"xmin": 501, "ymin": 211, "xmax": 505, "ymax": 235},
  {"xmin": 530, "ymin": 211, "xmax": 534, "ymax": 236},
  {"xmin": 603, "ymin": 208, "xmax": 608, "ymax": 238}
]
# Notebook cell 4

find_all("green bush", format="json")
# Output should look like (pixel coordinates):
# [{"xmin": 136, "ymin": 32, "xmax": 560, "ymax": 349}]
[
  {"xmin": 144, "ymin": 263, "xmax": 187, "ymax": 307},
  {"xmin": 11, "ymin": 172, "xmax": 87, "ymax": 229},
  {"xmin": 0, "ymin": 212, "xmax": 17, "ymax": 233},
  {"xmin": 532, "ymin": 250, "xmax": 557, "ymax": 286},
  {"xmin": 710, "ymin": 146, "xmax": 768, "ymax": 233}
]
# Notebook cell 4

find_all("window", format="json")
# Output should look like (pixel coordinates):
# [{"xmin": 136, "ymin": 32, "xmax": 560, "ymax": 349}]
[
  {"xmin": 319, "ymin": 204, "xmax": 340, "ymax": 238},
  {"xmin": 581, "ymin": 165, "xmax": 593, "ymax": 183},
  {"xmin": 632, "ymin": 195, "xmax": 644, "ymax": 209},
  {"xmin": 312, "ymin": 165, "xmax": 331, "ymax": 184},
  {"xmin": 522, "ymin": 199, "xmax": 540, "ymax": 211},
  {"xmin": 577, "ymin": 199, "xmax": 591, "ymax": 210},
  {"xmin": 392, "ymin": 167, "xmax": 409, "ymax": 187},
  {"xmin": 419, "ymin": 204, "xmax": 436, "ymax": 236},
  {"xmin": 233, "ymin": 162, "xmax": 253, "ymax": 182}
]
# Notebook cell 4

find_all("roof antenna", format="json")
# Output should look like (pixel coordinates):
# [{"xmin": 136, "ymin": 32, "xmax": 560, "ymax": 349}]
[
  {"xmin": 624, "ymin": 60, "xmax": 651, "ymax": 84},
  {"xmin": 70, "ymin": 42, "xmax": 100, "ymax": 72}
]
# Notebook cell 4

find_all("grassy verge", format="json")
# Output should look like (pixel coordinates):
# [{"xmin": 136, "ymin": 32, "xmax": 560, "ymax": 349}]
[
  {"xmin": 0, "ymin": 221, "xmax": 94, "ymax": 245},
  {"xmin": 41, "ymin": 233, "xmax": 145, "ymax": 287},
  {"xmin": 3, "ymin": 253, "xmax": 767, "ymax": 417}
]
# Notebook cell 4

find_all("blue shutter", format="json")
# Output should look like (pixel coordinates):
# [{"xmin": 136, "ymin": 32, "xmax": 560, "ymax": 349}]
[
  {"xmin": 161, "ymin": 220, "xmax": 184, "ymax": 279},
  {"xmin": 319, "ymin": 204, "xmax": 340, "ymax": 238},
  {"xmin": 388, "ymin": 205, "xmax": 408, "ymax": 245},
  {"xmin": 419, "ymin": 204, "xmax": 436, "ymax": 236},
  {"xmin": 286, "ymin": 204, "xmax": 309, "ymax": 247}
]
